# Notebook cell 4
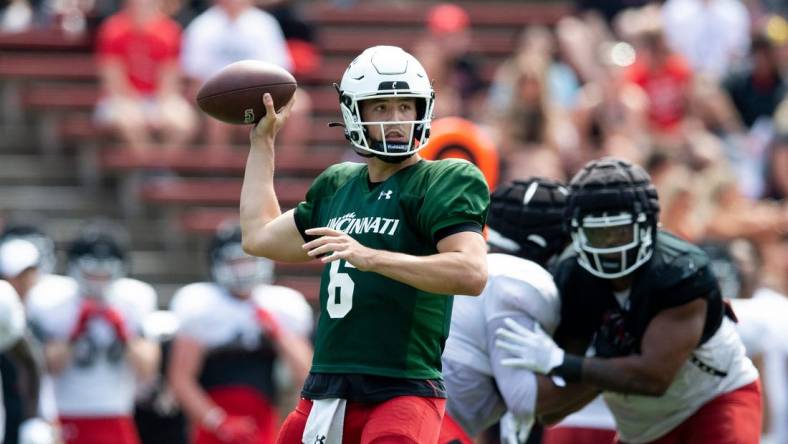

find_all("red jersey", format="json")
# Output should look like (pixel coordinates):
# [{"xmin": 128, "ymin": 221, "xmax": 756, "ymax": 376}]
[
  {"xmin": 625, "ymin": 54, "xmax": 692, "ymax": 131},
  {"xmin": 96, "ymin": 11, "xmax": 182, "ymax": 95}
]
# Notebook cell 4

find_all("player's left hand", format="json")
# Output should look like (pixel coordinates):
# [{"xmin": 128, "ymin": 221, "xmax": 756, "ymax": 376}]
[
  {"xmin": 303, "ymin": 227, "xmax": 376, "ymax": 271},
  {"xmin": 495, "ymin": 317, "xmax": 565, "ymax": 375}
]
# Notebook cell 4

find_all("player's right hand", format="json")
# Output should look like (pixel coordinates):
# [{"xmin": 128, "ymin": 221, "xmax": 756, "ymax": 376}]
[
  {"xmin": 250, "ymin": 92, "xmax": 295, "ymax": 147},
  {"xmin": 69, "ymin": 299, "xmax": 100, "ymax": 342},
  {"xmin": 495, "ymin": 318, "xmax": 565, "ymax": 375},
  {"xmin": 214, "ymin": 415, "xmax": 259, "ymax": 444}
]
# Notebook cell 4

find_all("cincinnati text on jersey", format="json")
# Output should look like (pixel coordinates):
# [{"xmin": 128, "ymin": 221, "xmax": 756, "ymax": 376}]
[{"xmin": 326, "ymin": 212, "xmax": 401, "ymax": 236}]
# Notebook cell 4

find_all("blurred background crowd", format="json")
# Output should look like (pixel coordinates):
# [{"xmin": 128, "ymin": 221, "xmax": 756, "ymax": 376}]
[{"xmin": 0, "ymin": 0, "xmax": 786, "ymax": 443}]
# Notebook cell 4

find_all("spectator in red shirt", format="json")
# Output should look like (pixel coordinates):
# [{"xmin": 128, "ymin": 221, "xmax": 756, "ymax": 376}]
[
  {"xmin": 624, "ymin": 22, "xmax": 693, "ymax": 137},
  {"xmin": 95, "ymin": 0, "xmax": 196, "ymax": 153}
]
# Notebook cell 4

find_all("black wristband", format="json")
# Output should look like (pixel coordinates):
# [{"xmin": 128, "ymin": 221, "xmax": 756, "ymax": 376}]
[{"xmin": 551, "ymin": 354, "xmax": 583, "ymax": 383}]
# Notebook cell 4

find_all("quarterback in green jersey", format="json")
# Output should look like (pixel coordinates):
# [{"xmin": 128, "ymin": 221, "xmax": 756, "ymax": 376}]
[{"xmin": 239, "ymin": 45, "xmax": 490, "ymax": 444}]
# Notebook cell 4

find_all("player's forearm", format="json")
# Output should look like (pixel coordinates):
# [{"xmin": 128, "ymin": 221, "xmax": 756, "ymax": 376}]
[
  {"xmin": 535, "ymin": 376, "xmax": 599, "ymax": 421},
  {"xmin": 272, "ymin": 333, "xmax": 313, "ymax": 388},
  {"xmin": 126, "ymin": 338, "xmax": 160, "ymax": 382},
  {"xmin": 169, "ymin": 374, "xmax": 222, "ymax": 425},
  {"xmin": 367, "ymin": 249, "xmax": 486, "ymax": 295},
  {"xmin": 579, "ymin": 355, "xmax": 672, "ymax": 396},
  {"xmin": 240, "ymin": 138, "xmax": 281, "ymax": 252}
]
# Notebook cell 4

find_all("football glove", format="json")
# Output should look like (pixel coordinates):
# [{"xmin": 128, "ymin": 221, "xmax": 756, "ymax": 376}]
[{"xmin": 495, "ymin": 317, "xmax": 565, "ymax": 375}]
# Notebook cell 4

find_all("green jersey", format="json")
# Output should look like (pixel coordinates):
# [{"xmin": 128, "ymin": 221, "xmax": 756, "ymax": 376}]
[{"xmin": 294, "ymin": 159, "xmax": 489, "ymax": 379}]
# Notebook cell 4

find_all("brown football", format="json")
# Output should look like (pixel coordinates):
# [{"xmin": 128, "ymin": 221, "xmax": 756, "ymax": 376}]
[{"xmin": 196, "ymin": 60, "xmax": 297, "ymax": 125}]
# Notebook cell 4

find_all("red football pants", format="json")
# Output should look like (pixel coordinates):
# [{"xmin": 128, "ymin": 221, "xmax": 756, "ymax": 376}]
[
  {"xmin": 59, "ymin": 416, "xmax": 141, "ymax": 444},
  {"xmin": 193, "ymin": 386, "xmax": 279, "ymax": 444},
  {"xmin": 542, "ymin": 427, "xmax": 616, "ymax": 444},
  {"xmin": 436, "ymin": 413, "xmax": 473, "ymax": 444},
  {"xmin": 617, "ymin": 380, "xmax": 762, "ymax": 444},
  {"xmin": 277, "ymin": 396, "xmax": 446, "ymax": 444}
]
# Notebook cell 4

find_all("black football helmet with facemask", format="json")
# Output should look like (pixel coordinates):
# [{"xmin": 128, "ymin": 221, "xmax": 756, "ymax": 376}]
[
  {"xmin": 209, "ymin": 222, "xmax": 274, "ymax": 296},
  {"xmin": 67, "ymin": 228, "xmax": 127, "ymax": 299},
  {"xmin": 486, "ymin": 177, "xmax": 570, "ymax": 267},
  {"xmin": 566, "ymin": 157, "xmax": 660, "ymax": 279}
]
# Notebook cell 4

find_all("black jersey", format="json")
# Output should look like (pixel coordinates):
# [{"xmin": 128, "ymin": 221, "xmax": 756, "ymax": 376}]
[{"xmin": 554, "ymin": 231, "xmax": 724, "ymax": 357}]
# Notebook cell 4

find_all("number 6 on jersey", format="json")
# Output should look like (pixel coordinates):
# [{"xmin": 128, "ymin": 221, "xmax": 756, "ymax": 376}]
[{"xmin": 327, "ymin": 260, "xmax": 355, "ymax": 318}]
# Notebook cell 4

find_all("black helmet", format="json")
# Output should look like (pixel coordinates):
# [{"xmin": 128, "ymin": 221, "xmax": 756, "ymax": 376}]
[
  {"xmin": 487, "ymin": 177, "xmax": 569, "ymax": 266},
  {"xmin": 566, "ymin": 157, "xmax": 660, "ymax": 279},
  {"xmin": 67, "ymin": 227, "xmax": 127, "ymax": 297},
  {"xmin": 209, "ymin": 221, "xmax": 274, "ymax": 294}
]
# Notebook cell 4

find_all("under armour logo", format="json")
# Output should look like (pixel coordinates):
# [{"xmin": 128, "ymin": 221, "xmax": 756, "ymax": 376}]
[
  {"xmin": 379, "ymin": 190, "xmax": 393, "ymax": 200},
  {"xmin": 313, "ymin": 436, "xmax": 326, "ymax": 444}
]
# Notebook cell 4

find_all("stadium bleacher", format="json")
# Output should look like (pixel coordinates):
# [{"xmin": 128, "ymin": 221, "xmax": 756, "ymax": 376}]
[{"xmin": 0, "ymin": 0, "xmax": 571, "ymax": 304}]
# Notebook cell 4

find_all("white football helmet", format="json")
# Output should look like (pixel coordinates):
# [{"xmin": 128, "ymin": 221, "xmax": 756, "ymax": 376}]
[{"xmin": 338, "ymin": 45, "xmax": 435, "ymax": 158}]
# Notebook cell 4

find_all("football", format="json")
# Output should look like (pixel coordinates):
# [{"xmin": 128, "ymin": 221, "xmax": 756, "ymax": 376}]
[{"xmin": 196, "ymin": 60, "xmax": 297, "ymax": 125}]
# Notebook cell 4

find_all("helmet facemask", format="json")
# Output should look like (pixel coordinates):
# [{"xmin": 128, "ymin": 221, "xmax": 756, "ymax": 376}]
[
  {"xmin": 212, "ymin": 243, "xmax": 274, "ymax": 296},
  {"xmin": 70, "ymin": 255, "xmax": 125, "ymax": 299},
  {"xmin": 571, "ymin": 211, "xmax": 654, "ymax": 279}
]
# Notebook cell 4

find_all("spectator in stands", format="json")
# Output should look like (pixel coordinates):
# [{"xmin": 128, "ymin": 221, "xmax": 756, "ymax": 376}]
[
  {"xmin": 623, "ymin": 7, "xmax": 694, "ymax": 144},
  {"xmin": 487, "ymin": 50, "xmax": 572, "ymax": 183},
  {"xmin": 168, "ymin": 222, "xmax": 312, "ymax": 444},
  {"xmin": 95, "ymin": 0, "xmax": 196, "ymax": 153},
  {"xmin": 765, "ymin": 100, "xmax": 788, "ymax": 200},
  {"xmin": 0, "ymin": 0, "xmax": 33, "ymax": 32},
  {"xmin": 27, "ymin": 225, "xmax": 160, "ymax": 444},
  {"xmin": 662, "ymin": 0, "xmax": 750, "ymax": 80},
  {"xmin": 413, "ymin": 3, "xmax": 485, "ymax": 120},
  {"xmin": 261, "ymin": 0, "xmax": 322, "ymax": 78},
  {"xmin": 723, "ymin": 33, "xmax": 787, "ymax": 129},
  {"xmin": 181, "ymin": 0, "xmax": 311, "ymax": 153}
]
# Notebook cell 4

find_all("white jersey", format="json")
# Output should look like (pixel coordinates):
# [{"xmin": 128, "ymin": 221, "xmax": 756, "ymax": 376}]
[
  {"xmin": 442, "ymin": 253, "xmax": 560, "ymax": 437},
  {"xmin": 170, "ymin": 282, "xmax": 313, "ymax": 348},
  {"xmin": 26, "ymin": 277, "xmax": 156, "ymax": 417},
  {"xmin": 732, "ymin": 288, "xmax": 788, "ymax": 444},
  {"xmin": 554, "ymin": 396, "xmax": 615, "ymax": 431},
  {"xmin": 605, "ymin": 317, "xmax": 758, "ymax": 443},
  {"xmin": 181, "ymin": 6, "xmax": 292, "ymax": 81}
]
